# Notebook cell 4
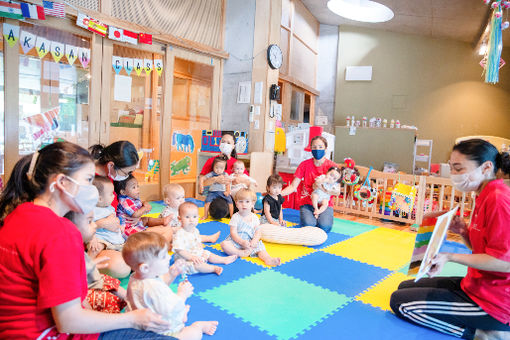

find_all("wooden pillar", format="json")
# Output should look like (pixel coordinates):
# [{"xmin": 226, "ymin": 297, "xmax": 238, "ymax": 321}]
[
  {"xmin": 249, "ymin": 0, "xmax": 282, "ymax": 152},
  {"xmin": 160, "ymin": 45, "xmax": 175, "ymax": 190}
]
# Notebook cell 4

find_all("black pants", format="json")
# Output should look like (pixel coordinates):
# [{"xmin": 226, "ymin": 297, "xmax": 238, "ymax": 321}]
[{"xmin": 390, "ymin": 277, "xmax": 510, "ymax": 339}]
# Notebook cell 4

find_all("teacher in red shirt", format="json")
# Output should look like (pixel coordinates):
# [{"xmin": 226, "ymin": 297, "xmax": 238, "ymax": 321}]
[{"xmin": 390, "ymin": 139, "xmax": 510, "ymax": 339}]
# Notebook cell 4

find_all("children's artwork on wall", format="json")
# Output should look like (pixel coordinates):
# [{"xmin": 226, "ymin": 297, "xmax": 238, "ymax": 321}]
[
  {"xmin": 170, "ymin": 124, "xmax": 201, "ymax": 181},
  {"xmin": 144, "ymin": 159, "xmax": 160, "ymax": 182},
  {"xmin": 201, "ymin": 130, "xmax": 249, "ymax": 155},
  {"xmin": 388, "ymin": 182, "xmax": 417, "ymax": 215},
  {"xmin": 408, "ymin": 207, "xmax": 458, "ymax": 281}
]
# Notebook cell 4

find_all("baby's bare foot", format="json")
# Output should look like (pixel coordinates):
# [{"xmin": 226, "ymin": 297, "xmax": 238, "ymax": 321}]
[
  {"xmin": 209, "ymin": 231, "xmax": 221, "ymax": 243},
  {"xmin": 269, "ymin": 257, "xmax": 281, "ymax": 266},
  {"xmin": 200, "ymin": 321, "xmax": 218, "ymax": 335},
  {"xmin": 213, "ymin": 266, "xmax": 223, "ymax": 275},
  {"xmin": 223, "ymin": 255, "xmax": 238, "ymax": 264}
]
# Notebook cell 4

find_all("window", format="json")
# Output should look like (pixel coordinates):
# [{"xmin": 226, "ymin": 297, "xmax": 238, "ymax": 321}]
[
  {"xmin": 18, "ymin": 23, "xmax": 90, "ymax": 155},
  {"xmin": 290, "ymin": 89, "xmax": 304, "ymax": 121}
]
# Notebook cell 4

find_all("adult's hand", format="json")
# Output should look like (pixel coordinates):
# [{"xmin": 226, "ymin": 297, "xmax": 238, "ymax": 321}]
[
  {"xmin": 130, "ymin": 308, "xmax": 171, "ymax": 333},
  {"xmin": 427, "ymin": 253, "xmax": 450, "ymax": 277}
]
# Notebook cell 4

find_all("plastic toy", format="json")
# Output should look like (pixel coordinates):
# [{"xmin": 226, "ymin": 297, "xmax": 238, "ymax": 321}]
[
  {"xmin": 388, "ymin": 182, "xmax": 417, "ymax": 215},
  {"xmin": 353, "ymin": 167, "xmax": 377, "ymax": 204},
  {"xmin": 341, "ymin": 157, "xmax": 360, "ymax": 186}
]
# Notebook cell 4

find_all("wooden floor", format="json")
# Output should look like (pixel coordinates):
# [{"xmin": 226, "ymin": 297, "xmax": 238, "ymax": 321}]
[{"xmin": 334, "ymin": 211, "xmax": 463, "ymax": 243}]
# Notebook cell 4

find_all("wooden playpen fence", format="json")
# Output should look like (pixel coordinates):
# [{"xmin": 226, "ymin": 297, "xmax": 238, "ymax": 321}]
[{"xmin": 332, "ymin": 167, "xmax": 475, "ymax": 226}]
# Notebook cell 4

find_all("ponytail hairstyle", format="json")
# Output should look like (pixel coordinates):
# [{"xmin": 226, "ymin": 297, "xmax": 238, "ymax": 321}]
[
  {"xmin": 221, "ymin": 131, "xmax": 237, "ymax": 159},
  {"xmin": 89, "ymin": 141, "xmax": 139, "ymax": 169},
  {"xmin": 0, "ymin": 142, "xmax": 93, "ymax": 224},
  {"xmin": 453, "ymin": 139, "xmax": 510, "ymax": 175}
]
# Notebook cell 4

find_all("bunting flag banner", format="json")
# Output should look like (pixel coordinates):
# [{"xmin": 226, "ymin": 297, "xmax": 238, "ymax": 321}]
[
  {"xmin": 87, "ymin": 17, "xmax": 107, "ymax": 37},
  {"xmin": 42, "ymin": 1, "xmax": 65, "ymax": 18},
  {"xmin": 123, "ymin": 57, "xmax": 134, "ymax": 75},
  {"xmin": 50, "ymin": 41, "xmax": 64, "ymax": 63},
  {"xmin": 20, "ymin": 30, "xmax": 36, "ymax": 54},
  {"xmin": 65, "ymin": 44, "xmax": 78, "ymax": 65},
  {"xmin": 0, "ymin": 1, "xmax": 23, "ymax": 20},
  {"xmin": 78, "ymin": 47, "xmax": 90, "ymax": 68},
  {"xmin": 3, "ymin": 23, "xmax": 20, "ymax": 48},
  {"xmin": 122, "ymin": 29, "xmax": 137, "ymax": 45},
  {"xmin": 138, "ymin": 32, "xmax": 152, "ymax": 45},
  {"xmin": 112, "ymin": 55, "xmax": 123, "ymax": 74},
  {"xmin": 144, "ymin": 58, "xmax": 153, "ymax": 75},
  {"xmin": 76, "ymin": 12, "xmax": 88, "ymax": 29},
  {"xmin": 20, "ymin": 3, "xmax": 45, "ymax": 20},
  {"xmin": 108, "ymin": 26, "xmax": 123, "ymax": 42},
  {"xmin": 35, "ymin": 36, "xmax": 50, "ymax": 58},
  {"xmin": 154, "ymin": 58, "xmax": 163, "ymax": 76},
  {"xmin": 133, "ymin": 58, "xmax": 143, "ymax": 76}
]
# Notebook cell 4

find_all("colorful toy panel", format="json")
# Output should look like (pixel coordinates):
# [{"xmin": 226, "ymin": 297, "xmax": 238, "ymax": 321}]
[{"xmin": 201, "ymin": 130, "xmax": 249, "ymax": 155}]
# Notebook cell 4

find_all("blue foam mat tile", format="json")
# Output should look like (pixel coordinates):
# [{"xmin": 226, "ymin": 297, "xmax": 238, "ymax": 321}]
[
  {"xmin": 186, "ymin": 197, "xmax": 205, "ymax": 207},
  {"xmin": 197, "ymin": 221, "xmax": 230, "ymax": 243},
  {"xmin": 185, "ymin": 247, "xmax": 264, "ymax": 293},
  {"xmin": 282, "ymin": 208, "xmax": 301, "ymax": 224},
  {"xmin": 307, "ymin": 232, "xmax": 351, "ymax": 250},
  {"xmin": 439, "ymin": 240, "xmax": 471, "ymax": 255},
  {"xmin": 276, "ymin": 252, "xmax": 391, "ymax": 297},
  {"xmin": 186, "ymin": 295, "xmax": 274, "ymax": 340},
  {"xmin": 295, "ymin": 301, "xmax": 455, "ymax": 340}
]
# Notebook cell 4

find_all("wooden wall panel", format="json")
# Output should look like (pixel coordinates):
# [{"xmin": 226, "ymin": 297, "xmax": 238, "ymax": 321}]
[
  {"xmin": 111, "ymin": 0, "xmax": 223, "ymax": 50},
  {"xmin": 290, "ymin": 36, "xmax": 317, "ymax": 88},
  {"xmin": 281, "ymin": 0, "xmax": 292, "ymax": 28},
  {"xmin": 293, "ymin": 0, "xmax": 319, "ymax": 51},
  {"xmin": 280, "ymin": 28, "xmax": 290, "ymax": 76}
]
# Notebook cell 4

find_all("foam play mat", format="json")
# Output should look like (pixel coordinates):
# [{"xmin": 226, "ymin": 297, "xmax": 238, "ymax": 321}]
[{"xmin": 123, "ymin": 203, "xmax": 470, "ymax": 339}]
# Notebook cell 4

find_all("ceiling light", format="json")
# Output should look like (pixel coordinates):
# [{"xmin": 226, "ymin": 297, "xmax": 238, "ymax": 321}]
[{"xmin": 327, "ymin": 0, "xmax": 394, "ymax": 23}]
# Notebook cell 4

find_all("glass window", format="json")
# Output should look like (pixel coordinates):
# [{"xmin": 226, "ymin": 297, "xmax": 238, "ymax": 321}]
[
  {"xmin": 290, "ymin": 89, "xmax": 303, "ymax": 121},
  {"xmin": 109, "ymin": 45, "xmax": 162, "ymax": 186},
  {"xmin": 172, "ymin": 58, "xmax": 213, "ymax": 122},
  {"xmin": 18, "ymin": 23, "xmax": 90, "ymax": 155}
]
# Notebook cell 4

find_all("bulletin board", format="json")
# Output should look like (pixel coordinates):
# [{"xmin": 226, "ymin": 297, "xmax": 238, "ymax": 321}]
[
  {"xmin": 170, "ymin": 119, "xmax": 201, "ymax": 181},
  {"xmin": 201, "ymin": 130, "xmax": 249, "ymax": 155}
]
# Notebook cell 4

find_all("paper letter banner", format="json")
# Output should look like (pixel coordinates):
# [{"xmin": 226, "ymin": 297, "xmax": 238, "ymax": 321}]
[
  {"xmin": 133, "ymin": 58, "xmax": 143, "ymax": 76},
  {"xmin": 108, "ymin": 25, "xmax": 123, "ymax": 42},
  {"xmin": 144, "ymin": 58, "xmax": 153, "ymax": 75},
  {"xmin": 65, "ymin": 44, "xmax": 78, "ymax": 65},
  {"xmin": 112, "ymin": 55, "xmax": 123, "ymax": 74},
  {"xmin": 20, "ymin": 30, "xmax": 36, "ymax": 54},
  {"xmin": 78, "ymin": 47, "xmax": 90, "ymax": 68},
  {"xmin": 36, "ymin": 37, "xmax": 50, "ymax": 58},
  {"xmin": 154, "ymin": 59, "xmax": 163, "ymax": 76},
  {"xmin": 50, "ymin": 41, "xmax": 64, "ymax": 63},
  {"xmin": 3, "ymin": 23, "xmax": 19, "ymax": 48},
  {"xmin": 123, "ymin": 57, "xmax": 134, "ymax": 76}
]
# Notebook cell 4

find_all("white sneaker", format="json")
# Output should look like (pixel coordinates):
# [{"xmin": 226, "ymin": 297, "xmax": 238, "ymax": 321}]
[{"xmin": 475, "ymin": 329, "xmax": 510, "ymax": 340}]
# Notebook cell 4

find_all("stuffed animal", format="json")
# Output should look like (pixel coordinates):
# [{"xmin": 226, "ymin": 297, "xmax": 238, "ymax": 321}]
[{"xmin": 341, "ymin": 157, "xmax": 360, "ymax": 186}]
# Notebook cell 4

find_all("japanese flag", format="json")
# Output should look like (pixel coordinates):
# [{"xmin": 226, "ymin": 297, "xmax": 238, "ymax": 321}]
[{"xmin": 108, "ymin": 26, "xmax": 123, "ymax": 42}]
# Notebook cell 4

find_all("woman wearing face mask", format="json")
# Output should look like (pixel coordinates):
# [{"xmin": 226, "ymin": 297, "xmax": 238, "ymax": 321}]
[
  {"xmin": 281, "ymin": 135, "xmax": 339, "ymax": 233},
  {"xmin": 89, "ymin": 141, "xmax": 139, "ymax": 278},
  {"xmin": 390, "ymin": 139, "xmax": 510, "ymax": 340},
  {"xmin": 0, "ymin": 142, "xmax": 175, "ymax": 340}
]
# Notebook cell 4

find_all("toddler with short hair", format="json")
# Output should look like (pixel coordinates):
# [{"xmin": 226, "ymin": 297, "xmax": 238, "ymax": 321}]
[
  {"xmin": 261, "ymin": 174, "xmax": 285, "ymax": 226},
  {"xmin": 123, "ymin": 232, "xmax": 218, "ymax": 339},
  {"xmin": 173, "ymin": 202, "xmax": 237, "ymax": 276},
  {"xmin": 221, "ymin": 189, "xmax": 280, "ymax": 266},
  {"xmin": 202, "ymin": 155, "xmax": 233, "ymax": 220},
  {"xmin": 115, "ymin": 174, "xmax": 172, "ymax": 244}
]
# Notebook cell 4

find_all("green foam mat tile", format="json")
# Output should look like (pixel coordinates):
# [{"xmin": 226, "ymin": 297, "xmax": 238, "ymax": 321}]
[
  {"xmin": 330, "ymin": 218, "xmax": 379, "ymax": 237},
  {"xmin": 437, "ymin": 261, "xmax": 468, "ymax": 278},
  {"xmin": 198, "ymin": 270, "xmax": 351, "ymax": 340}
]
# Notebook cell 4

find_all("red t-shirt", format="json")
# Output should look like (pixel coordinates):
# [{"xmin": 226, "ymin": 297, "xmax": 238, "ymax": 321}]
[
  {"xmin": 461, "ymin": 179, "xmax": 510, "ymax": 324},
  {"xmin": 0, "ymin": 203, "xmax": 99, "ymax": 340},
  {"xmin": 294, "ymin": 158, "xmax": 338, "ymax": 207},
  {"xmin": 200, "ymin": 155, "xmax": 249, "ymax": 175}
]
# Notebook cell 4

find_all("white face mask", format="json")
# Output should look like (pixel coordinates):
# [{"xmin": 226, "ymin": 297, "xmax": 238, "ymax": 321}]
[
  {"xmin": 219, "ymin": 142, "xmax": 234, "ymax": 156},
  {"xmin": 109, "ymin": 165, "xmax": 129, "ymax": 181},
  {"xmin": 450, "ymin": 165, "xmax": 486, "ymax": 192},
  {"xmin": 50, "ymin": 176, "xmax": 99, "ymax": 214}
]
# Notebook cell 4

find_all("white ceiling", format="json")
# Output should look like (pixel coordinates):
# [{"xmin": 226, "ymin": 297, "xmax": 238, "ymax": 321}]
[{"xmin": 301, "ymin": 0, "xmax": 497, "ymax": 45}]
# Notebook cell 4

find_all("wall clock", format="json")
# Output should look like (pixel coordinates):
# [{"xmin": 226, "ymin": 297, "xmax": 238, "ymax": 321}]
[{"xmin": 267, "ymin": 44, "xmax": 283, "ymax": 70}]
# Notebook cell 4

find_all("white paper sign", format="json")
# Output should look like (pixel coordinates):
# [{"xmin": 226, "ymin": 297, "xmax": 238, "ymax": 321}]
[
  {"xmin": 20, "ymin": 30, "xmax": 36, "ymax": 54},
  {"xmin": 415, "ymin": 206, "xmax": 459, "ymax": 281},
  {"xmin": 237, "ymin": 81, "xmax": 251, "ymax": 104},
  {"xmin": 254, "ymin": 81, "xmax": 263, "ymax": 104},
  {"xmin": 114, "ymin": 74, "xmax": 132, "ymax": 102}
]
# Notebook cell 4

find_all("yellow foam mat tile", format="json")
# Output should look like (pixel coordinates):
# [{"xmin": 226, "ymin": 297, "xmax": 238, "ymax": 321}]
[
  {"xmin": 143, "ymin": 212, "xmax": 161, "ymax": 218},
  {"xmin": 211, "ymin": 242, "xmax": 316, "ymax": 268},
  {"xmin": 356, "ymin": 272, "xmax": 414, "ymax": 311},
  {"xmin": 322, "ymin": 227, "xmax": 416, "ymax": 270}
]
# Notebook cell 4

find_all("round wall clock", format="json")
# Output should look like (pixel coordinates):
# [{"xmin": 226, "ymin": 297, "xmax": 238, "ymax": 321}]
[{"xmin": 267, "ymin": 44, "xmax": 283, "ymax": 69}]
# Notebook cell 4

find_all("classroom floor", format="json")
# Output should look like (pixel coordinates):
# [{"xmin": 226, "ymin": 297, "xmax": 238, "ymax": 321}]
[{"xmin": 132, "ymin": 201, "xmax": 470, "ymax": 340}]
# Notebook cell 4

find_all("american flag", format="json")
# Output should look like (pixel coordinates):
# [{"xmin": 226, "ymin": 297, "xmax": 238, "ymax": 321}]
[{"xmin": 42, "ymin": 1, "xmax": 65, "ymax": 18}]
